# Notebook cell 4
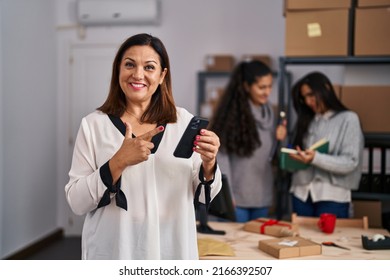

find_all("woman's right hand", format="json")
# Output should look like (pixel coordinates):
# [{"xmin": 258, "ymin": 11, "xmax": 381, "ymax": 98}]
[
  {"xmin": 276, "ymin": 119, "xmax": 287, "ymax": 141},
  {"xmin": 289, "ymin": 146, "xmax": 315, "ymax": 164},
  {"xmin": 109, "ymin": 122, "xmax": 164, "ymax": 183}
]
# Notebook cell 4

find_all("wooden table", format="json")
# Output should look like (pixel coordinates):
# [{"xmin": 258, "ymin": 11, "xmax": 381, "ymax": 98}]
[{"xmin": 197, "ymin": 221, "xmax": 390, "ymax": 259}]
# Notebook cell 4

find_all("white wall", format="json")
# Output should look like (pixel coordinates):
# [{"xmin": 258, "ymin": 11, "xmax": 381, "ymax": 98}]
[
  {"xmin": 0, "ymin": 0, "xmax": 4, "ymax": 256},
  {"xmin": 55, "ymin": 0, "xmax": 286, "ymax": 112},
  {"xmin": 0, "ymin": 0, "xmax": 57, "ymax": 258}
]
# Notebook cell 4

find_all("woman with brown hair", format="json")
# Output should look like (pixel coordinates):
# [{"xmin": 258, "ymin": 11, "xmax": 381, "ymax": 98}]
[
  {"xmin": 65, "ymin": 33, "xmax": 221, "ymax": 259},
  {"xmin": 209, "ymin": 60, "xmax": 286, "ymax": 222},
  {"xmin": 289, "ymin": 71, "xmax": 364, "ymax": 218}
]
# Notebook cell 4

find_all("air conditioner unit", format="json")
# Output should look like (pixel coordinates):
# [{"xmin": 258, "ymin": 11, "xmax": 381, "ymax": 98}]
[{"xmin": 76, "ymin": 0, "xmax": 161, "ymax": 26}]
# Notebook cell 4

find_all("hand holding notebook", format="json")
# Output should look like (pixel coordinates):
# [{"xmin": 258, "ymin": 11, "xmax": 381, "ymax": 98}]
[{"xmin": 279, "ymin": 138, "xmax": 329, "ymax": 172}]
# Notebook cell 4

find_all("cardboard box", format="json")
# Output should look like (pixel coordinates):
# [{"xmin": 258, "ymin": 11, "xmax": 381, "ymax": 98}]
[
  {"xmin": 244, "ymin": 218, "xmax": 299, "ymax": 237},
  {"xmin": 241, "ymin": 55, "xmax": 272, "ymax": 69},
  {"xmin": 333, "ymin": 84, "xmax": 342, "ymax": 100},
  {"xmin": 285, "ymin": 9, "xmax": 351, "ymax": 56},
  {"xmin": 354, "ymin": 7, "xmax": 390, "ymax": 56},
  {"xmin": 357, "ymin": 0, "xmax": 390, "ymax": 7},
  {"xmin": 353, "ymin": 200, "xmax": 383, "ymax": 228},
  {"xmin": 258, "ymin": 236, "xmax": 322, "ymax": 259},
  {"xmin": 341, "ymin": 86, "xmax": 390, "ymax": 133},
  {"xmin": 205, "ymin": 55, "xmax": 235, "ymax": 72},
  {"xmin": 286, "ymin": 0, "xmax": 351, "ymax": 10}
]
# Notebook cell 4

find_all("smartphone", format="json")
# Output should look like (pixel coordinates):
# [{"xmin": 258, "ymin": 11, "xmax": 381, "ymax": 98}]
[{"xmin": 173, "ymin": 116, "xmax": 209, "ymax": 158}]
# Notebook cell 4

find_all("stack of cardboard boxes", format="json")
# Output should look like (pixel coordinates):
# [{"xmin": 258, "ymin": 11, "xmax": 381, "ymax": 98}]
[
  {"xmin": 284, "ymin": 0, "xmax": 390, "ymax": 134},
  {"xmin": 243, "ymin": 218, "xmax": 322, "ymax": 259},
  {"xmin": 347, "ymin": 1, "xmax": 390, "ymax": 136}
]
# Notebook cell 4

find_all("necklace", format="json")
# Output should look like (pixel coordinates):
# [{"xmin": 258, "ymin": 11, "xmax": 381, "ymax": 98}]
[{"xmin": 125, "ymin": 109, "xmax": 144, "ymax": 125}]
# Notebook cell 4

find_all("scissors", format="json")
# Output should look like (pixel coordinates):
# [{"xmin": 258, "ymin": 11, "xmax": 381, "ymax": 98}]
[{"xmin": 322, "ymin": 241, "xmax": 350, "ymax": 250}]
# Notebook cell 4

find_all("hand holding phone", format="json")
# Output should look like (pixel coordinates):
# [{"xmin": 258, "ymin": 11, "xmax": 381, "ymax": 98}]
[{"xmin": 174, "ymin": 116, "xmax": 209, "ymax": 158}]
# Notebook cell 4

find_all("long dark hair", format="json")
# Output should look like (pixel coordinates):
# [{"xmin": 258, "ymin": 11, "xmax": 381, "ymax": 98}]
[
  {"xmin": 292, "ymin": 71, "xmax": 348, "ymax": 147},
  {"xmin": 97, "ymin": 33, "xmax": 177, "ymax": 124},
  {"xmin": 209, "ymin": 60, "xmax": 272, "ymax": 157}
]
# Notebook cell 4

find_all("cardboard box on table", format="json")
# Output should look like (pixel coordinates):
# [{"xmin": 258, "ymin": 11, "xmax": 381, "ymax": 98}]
[
  {"xmin": 243, "ymin": 218, "xmax": 299, "ymax": 237},
  {"xmin": 258, "ymin": 236, "xmax": 322, "ymax": 259},
  {"xmin": 284, "ymin": 0, "xmax": 352, "ymax": 56}
]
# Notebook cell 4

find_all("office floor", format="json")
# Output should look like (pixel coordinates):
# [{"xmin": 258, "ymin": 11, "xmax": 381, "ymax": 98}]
[{"xmin": 24, "ymin": 236, "xmax": 81, "ymax": 260}]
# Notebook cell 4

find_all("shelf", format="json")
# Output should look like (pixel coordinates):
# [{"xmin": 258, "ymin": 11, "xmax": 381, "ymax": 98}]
[
  {"xmin": 352, "ymin": 192, "xmax": 390, "ymax": 201},
  {"xmin": 198, "ymin": 71, "xmax": 231, "ymax": 77},
  {"xmin": 364, "ymin": 133, "xmax": 390, "ymax": 146},
  {"xmin": 276, "ymin": 55, "xmax": 390, "ymax": 220},
  {"xmin": 197, "ymin": 71, "xmax": 231, "ymax": 116}
]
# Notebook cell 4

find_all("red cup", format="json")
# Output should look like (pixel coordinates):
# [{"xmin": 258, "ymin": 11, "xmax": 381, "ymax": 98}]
[{"xmin": 318, "ymin": 213, "xmax": 336, "ymax": 233}]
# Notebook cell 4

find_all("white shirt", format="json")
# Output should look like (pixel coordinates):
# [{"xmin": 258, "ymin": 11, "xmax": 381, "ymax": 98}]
[
  {"xmin": 290, "ymin": 180, "xmax": 351, "ymax": 203},
  {"xmin": 65, "ymin": 107, "xmax": 221, "ymax": 259}
]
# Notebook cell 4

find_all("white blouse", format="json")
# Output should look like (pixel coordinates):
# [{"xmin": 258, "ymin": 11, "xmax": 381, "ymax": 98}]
[{"xmin": 65, "ymin": 107, "xmax": 222, "ymax": 259}]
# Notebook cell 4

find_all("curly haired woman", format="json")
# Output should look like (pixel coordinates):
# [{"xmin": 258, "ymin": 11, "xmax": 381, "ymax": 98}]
[{"xmin": 209, "ymin": 60, "xmax": 286, "ymax": 222}]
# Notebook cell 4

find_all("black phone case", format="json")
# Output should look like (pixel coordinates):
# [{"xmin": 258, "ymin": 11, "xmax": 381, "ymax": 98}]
[{"xmin": 173, "ymin": 116, "xmax": 209, "ymax": 158}]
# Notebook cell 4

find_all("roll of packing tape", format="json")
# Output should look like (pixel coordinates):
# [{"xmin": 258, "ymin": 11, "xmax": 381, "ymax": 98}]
[{"xmin": 372, "ymin": 234, "xmax": 385, "ymax": 242}]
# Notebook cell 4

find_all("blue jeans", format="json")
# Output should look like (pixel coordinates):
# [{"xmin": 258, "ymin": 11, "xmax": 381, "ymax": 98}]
[
  {"xmin": 292, "ymin": 195, "xmax": 349, "ymax": 218},
  {"xmin": 235, "ymin": 206, "xmax": 269, "ymax": 223}
]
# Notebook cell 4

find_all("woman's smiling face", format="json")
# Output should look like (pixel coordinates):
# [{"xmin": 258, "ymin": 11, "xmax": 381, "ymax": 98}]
[
  {"xmin": 246, "ymin": 73, "xmax": 273, "ymax": 106},
  {"xmin": 300, "ymin": 83, "xmax": 327, "ymax": 114},
  {"xmin": 119, "ymin": 45, "xmax": 167, "ymax": 106}
]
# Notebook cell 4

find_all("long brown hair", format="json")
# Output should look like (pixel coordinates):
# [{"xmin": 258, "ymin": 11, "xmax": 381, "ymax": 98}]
[
  {"xmin": 292, "ymin": 71, "xmax": 348, "ymax": 147},
  {"xmin": 97, "ymin": 33, "xmax": 177, "ymax": 124},
  {"xmin": 209, "ymin": 60, "xmax": 272, "ymax": 157}
]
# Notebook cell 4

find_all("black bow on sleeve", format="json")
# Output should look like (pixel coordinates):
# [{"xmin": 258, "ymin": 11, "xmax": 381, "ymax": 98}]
[
  {"xmin": 193, "ymin": 165, "xmax": 216, "ymax": 211},
  {"xmin": 97, "ymin": 161, "xmax": 127, "ymax": 210}
]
